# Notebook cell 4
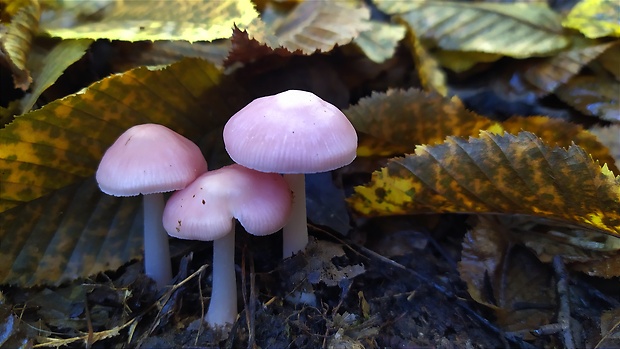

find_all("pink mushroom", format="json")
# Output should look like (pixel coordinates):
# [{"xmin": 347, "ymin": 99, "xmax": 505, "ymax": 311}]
[
  {"xmin": 223, "ymin": 90, "xmax": 357, "ymax": 257},
  {"xmin": 162, "ymin": 164, "xmax": 292, "ymax": 327},
  {"xmin": 96, "ymin": 123, "xmax": 208, "ymax": 288}
]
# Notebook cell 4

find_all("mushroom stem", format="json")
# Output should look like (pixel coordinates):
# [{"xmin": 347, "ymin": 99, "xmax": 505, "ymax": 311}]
[
  {"xmin": 143, "ymin": 193, "xmax": 173, "ymax": 288},
  {"xmin": 282, "ymin": 173, "xmax": 309, "ymax": 257},
  {"xmin": 205, "ymin": 225, "xmax": 237, "ymax": 327}
]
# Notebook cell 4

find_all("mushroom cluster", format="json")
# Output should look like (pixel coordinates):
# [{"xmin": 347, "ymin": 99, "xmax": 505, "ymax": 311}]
[{"xmin": 95, "ymin": 89, "xmax": 357, "ymax": 329}]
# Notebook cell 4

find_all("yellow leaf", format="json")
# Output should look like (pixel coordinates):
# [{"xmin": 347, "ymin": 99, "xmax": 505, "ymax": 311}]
[
  {"xmin": 39, "ymin": 0, "xmax": 258, "ymax": 42},
  {"xmin": 0, "ymin": 58, "xmax": 244, "ymax": 212},
  {"xmin": 433, "ymin": 50, "xmax": 502, "ymax": 73},
  {"xmin": 350, "ymin": 131, "xmax": 620, "ymax": 235},
  {"xmin": 0, "ymin": 58, "xmax": 249, "ymax": 286},
  {"xmin": 562, "ymin": 0, "xmax": 620, "ymax": 39},
  {"xmin": 386, "ymin": 1, "xmax": 569, "ymax": 58},
  {"xmin": 407, "ymin": 26, "xmax": 448, "ymax": 96}
]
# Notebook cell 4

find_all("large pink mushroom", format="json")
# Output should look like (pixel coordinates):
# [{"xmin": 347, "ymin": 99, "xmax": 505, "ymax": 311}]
[
  {"xmin": 162, "ymin": 164, "xmax": 292, "ymax": 327},
  {"xmin": 96, "ymin": 124, "xmax": 208, "ymax": 288},
  {"xmin": 223, "ymin": 90, "xmax": 357, "ymax": 257}
]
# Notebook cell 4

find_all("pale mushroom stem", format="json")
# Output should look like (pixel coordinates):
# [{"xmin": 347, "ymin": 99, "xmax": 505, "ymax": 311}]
[
  {"xmin": 143, "ymin": 193, "xmax": 173, "ymax": 288},
  {"xmin": 205, "ymin": 225, "xmax": 238, "ymax": 327},
  {"xmin": 283, "ymin": 173, "xmax": 309, "ymax": 257}
]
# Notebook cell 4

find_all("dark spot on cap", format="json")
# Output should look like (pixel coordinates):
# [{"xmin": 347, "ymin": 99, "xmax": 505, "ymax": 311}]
[
  {"xmin": 375, "ymin": 187, "xmax": 387, "ymax": 200},
  {"xmin": 202, "ymin": 199, "xmax": 205, "ymax": 205}
]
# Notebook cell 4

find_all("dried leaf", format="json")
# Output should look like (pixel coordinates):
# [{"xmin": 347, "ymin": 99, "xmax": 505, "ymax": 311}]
[
  {"xmin": 590, "ymin": 124, "xmax": 620, "ymax": 165},
  {"xmin": 501, "ymin": 116, "xmax": 619, "ymax": 174},
  {"xmin": 555, "ymin": 75, "xmax": 620, "ymax": 122},
  {"xmin": 0, "ymin": 0, "xmax": 40, "ymax": 90},
  {"xmin": 387, "ymin": 1, "xmax": 569, "ymax": 58},
  {"xmin": 562, "ymin": 0, "xmax": 620, "ymax": 39},
  {"xmin": 344, "ymin": 89, "xmax": 495, "ymax": 157},
  {"xmin": 460, "ymin": 217, "xmax": 556, "ymax": 336},
  {"xmin": 246, "ymin": 1, "xmax": 370, "ymax": 54},
  {"xmin": 523, "ymin": 39, "xmax": 614, "ymax": 93},
  {"xmin": 0, "ymin": 58, "xmax": 248, "ymax": 286},
  {"xmin": 39, "ymin": 0, "xmax": 258, "ymax": 42},
  {"xmin": 597, "ymin": 43, "xmax": 620, "ymax": 80},
  {"xmin": 350, "ymin": 131, "xmax": 620, "ymax": 236}
]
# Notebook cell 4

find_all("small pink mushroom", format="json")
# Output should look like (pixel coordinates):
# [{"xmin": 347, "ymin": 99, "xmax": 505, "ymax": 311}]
[
  {"xmin": 96, "ymin": 123, "xmax": 207, "ymax": 288},
  {"xmin": 162, "ymin": 164, "xmax": 292, "ymax": 327},
  {"xmin": 223, "ymin": 90, "xmax": 357, "ymax": 257}
]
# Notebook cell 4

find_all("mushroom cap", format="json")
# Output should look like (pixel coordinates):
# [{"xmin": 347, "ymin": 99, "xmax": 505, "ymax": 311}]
[
  {"xmin": 96, "ymin": 124, "xmax": 208, "ymax": 196},
  {"xmin": 162, "ymin": 164, "xmax": 292, "ymax": 241},
  {"xmin": 223, "ymin": 90, "xmax": 357, "ymax": 174}
]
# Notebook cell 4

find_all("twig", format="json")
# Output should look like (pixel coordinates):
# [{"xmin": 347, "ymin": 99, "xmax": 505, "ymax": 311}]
[{"xmin": 553, "ymin": 255, "xmax": 575, "ymax": 349}]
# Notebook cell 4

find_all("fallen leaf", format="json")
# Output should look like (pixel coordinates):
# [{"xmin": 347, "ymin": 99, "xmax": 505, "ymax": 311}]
[
  {"xmin": 39, "ymin": 0, "xmax": 258, "ymax": 42},
  {"xmin": 555, "ymin": 75, "xmax": 620, "ymax": 122},
  {"xmin": 385, "ymin": 1, "xmax": 569, "ymax": 58},
  {"xmin": 350, "ymin": 131, "xmax": 620, "ymax": 235},
  {"xmin": 562, "ymin": 0, "xmax": 620, "ymax": 39}
]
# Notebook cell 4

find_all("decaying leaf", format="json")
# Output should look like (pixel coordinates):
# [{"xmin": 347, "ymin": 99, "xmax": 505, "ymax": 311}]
[
  {"xmin": 596, "ymin": 43, "xmax": 620, "ymax": 80},
  {"xmin": 344, "ymin": 89, "xmax": 495, "ymax": 157},
  {"xmin": 0, "ymin": 58, "xmax": 248, "ymax": 286},
  {"xmin": 39, "ymin": 0, "xmax": 258, "ymax": 42},
  {"xmin": 381, "ymin": 1, "xmax": 569, "ymax": 58},
  {"xmin": 0, "ymin": 58, "xmax": 243, "ymax": 212},
  {"xmin": 555, "ymin": 75, "xmax": 620, "ymax": 123},
  {"xmin": 350, "ymin": 131, "xmax": 620, "ymax": 235},
  {"xmin": 562, "ymin": 0, "xmax": 620, "ymax": 39},
  {"xmin": 500, "ymin": 116, "xmax": 619, "ymax": 175},
  {"xmin": 590, "ymin": 124, "xmax": 620, "ymax": 165},
  {"xmin": 523, "ymin": 39, "xmax": 614, "ymax": 93},
  {"xmin": 344, "ymin": 89, "xmax": 617, "ymax": 174},
  {"xmin": 459, "ymin": 216, "xmax": 556, "ymax": 337},
  {"xmin": 0, "ymin": 0, "xmax": 40, "ymax": 90}
]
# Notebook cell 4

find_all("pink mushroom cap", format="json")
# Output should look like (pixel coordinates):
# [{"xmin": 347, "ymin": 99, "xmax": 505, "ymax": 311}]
[
  {"xmin": 96, "ymin": 124, "xmax": 208, "ymax": 196},
  {"xmin": 223, "ymin": 90, "xmax": 358, "ymax": 174},
  {"xmin": 162, "ymin": 164, "xmax": 293, "ymax": 241}
]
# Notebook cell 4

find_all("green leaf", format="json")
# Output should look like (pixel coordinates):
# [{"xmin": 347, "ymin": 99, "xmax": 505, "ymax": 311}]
[
  {"xmin": 20, "ymin": 39, "xmax": 93, "ymax": 113},
  {"xmin": 562, "ymin": 0, "xmax": 620, "ymax": 39},
  {"xmin": 392, "ymin": 2, "xmax": 569, "ymax": 58},
  {"xmin": 39, "ymin": 0, "xmax": 259, "ymax": 42},
  {"xmin": 350, "ymin": 131, "xmax": 620, "ymax": 235}
]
